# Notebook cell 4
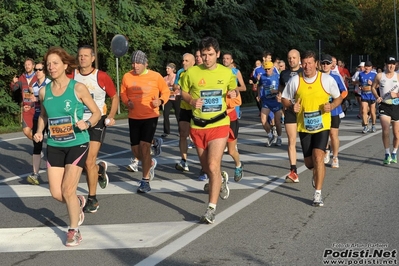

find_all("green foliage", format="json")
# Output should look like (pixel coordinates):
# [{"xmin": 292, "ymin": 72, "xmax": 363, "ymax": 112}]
[{"xmin": 0, "ymin": 88, "xmax": 21, "ymax": 127}]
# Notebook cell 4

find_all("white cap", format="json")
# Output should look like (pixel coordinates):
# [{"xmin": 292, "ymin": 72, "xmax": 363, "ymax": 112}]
[{"xmin": 358, "ymin": 62, "xmax": 365, "ymax": 67}]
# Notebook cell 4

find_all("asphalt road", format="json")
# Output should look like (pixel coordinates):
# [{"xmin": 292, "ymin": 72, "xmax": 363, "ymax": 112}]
[{"xmin": 0, "ymin": 106, "xmax": 398, "ymax": 266}]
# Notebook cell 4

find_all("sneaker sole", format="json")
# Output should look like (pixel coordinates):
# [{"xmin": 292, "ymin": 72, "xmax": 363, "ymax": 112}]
[
  {"xmin": 126, "ymin": 165, "xmax": 138, "ymax": 172},
  {"xmin": 175, "ymin": 163, "xmax": 189, "ymax": 172},
  {"xmin": 220, "ymin": 171, "xmax": 230, "ymax": 200},
  {"xmin": 65, "ymin": 235, "xmax": 83, "ymax": 247},
  {"xmin": 77, "ymin": 195, "xmax": 86, "ymax": 226},
  {"xmin": 98, "ymin": 161, "xmax": 109, "ymax": 189},
  {"xmin": 285, "ymin": 177, "xmax": 299, "ymax": 183},
  {"xmin": 149, "ymin": 159, "xmax": 158, "ymax": 181},
  {"xmin": 27, "ymin": 176, "xmax": 39, "ymax": 185},
  {"xmin": 200, "ymin": 215, "xmax": 214, "ymax": 224},
  {"xmin": 312, "ymin": 202, "xmax": 324, "ymax": 207}
]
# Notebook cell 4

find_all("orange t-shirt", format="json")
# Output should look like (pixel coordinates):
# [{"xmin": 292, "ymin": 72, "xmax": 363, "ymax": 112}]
[
  {"xmin": 120, "ymin": 69, "xmax": 170, "ymax": 119},
  {"xmin": 226, "ymin": 92, "xmax": 242, "ymax": 121}
]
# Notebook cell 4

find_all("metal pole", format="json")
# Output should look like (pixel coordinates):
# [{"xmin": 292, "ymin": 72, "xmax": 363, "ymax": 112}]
[
  {"xmin": 116, "ymin": 57, "xmax": 120, "ymax": 114},
  {"xmin": 91, "ymin": 0, "xmax": 98, "ymax": 69}
]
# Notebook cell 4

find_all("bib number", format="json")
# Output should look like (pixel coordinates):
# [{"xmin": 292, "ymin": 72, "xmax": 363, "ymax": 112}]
[
  {"xmin": 201, "ymin": 89, "xmax": 222, "ymax": 113},
  {"xmin": 304, "ymin": 111, "xmax": 323, "ymax": 131},
  {"xmin": 48, "ymin": 116, "xmax": 76, "ymax": 142}
]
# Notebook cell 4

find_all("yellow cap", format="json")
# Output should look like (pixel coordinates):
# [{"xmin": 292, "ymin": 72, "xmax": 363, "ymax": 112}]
[{"xmin": 263, "ymin": 61, "xmax": 274, "ymax": 69}]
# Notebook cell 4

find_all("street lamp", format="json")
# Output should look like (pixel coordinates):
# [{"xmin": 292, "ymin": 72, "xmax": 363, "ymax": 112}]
[{"xmin": 91, "ymin": 0, "xmax": 98, "ymax": 68}]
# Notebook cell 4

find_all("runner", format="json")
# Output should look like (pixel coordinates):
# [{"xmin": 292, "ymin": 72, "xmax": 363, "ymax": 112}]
[
  {"xmin": 278, "ymin": 49, "xmax": 303, "ymax": 183},
  {"xmin": 10, "ymin": 58, "xmax": 38, "ymax": 140},
  {"xmin": 359, "ymin": 61, "xmax": 377, "ymax": 133},
  {"xmin": 33, "ymin": 46, "xmax": 101, "ymax": 246},
  {"xmin": 71, "ymin": 45, "xmax": 119, "ymax": 213},
  {"xmin": 320, "ymin": 54, "xmax": 348, "ymax": 168},
  {"xmin": 174, "ymin": 53, "xmax": 196, "ymax": 172},
  {"xmin": 162, "ymin": 63, "xmax": 179, "ymax": 138},
  {"xmin": 26, "ymin": 62, "xmax": 51, "ymax": 185},
  {"xmin": 371, "ymin": 56, "xmax": 399, "ymax": 164},
  {"xmin": 181, "ymin": 37, "xmax": 238, "ymax": 223},
  {"xmin": 282, "ymin": 50, "xmax": 342, "ymax": 207},
  {"xmin": 120, "ymin": 50, "xmax": 170, "ymax": 193},
  {"xmin": 257, "ymin": 61, "xmax": 283, "ymax": 147}
]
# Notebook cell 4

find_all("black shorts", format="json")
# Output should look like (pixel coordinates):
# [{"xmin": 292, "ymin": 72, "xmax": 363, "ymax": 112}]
[
  {"xmin": 331, "ymin": 115, "xmax": 341, "ymax": 129},
  {"xmin": 88, "ymin": 115, "xmax": 107, "ymax": 143},
  {"xmin": 179, "ymin": 108, "xmax": 192, "ymax": 123},
  {"xmin": 229, "ymin": 119, "xmax": 239, "ymax": 140},
  {"xmin": 299, "ymin": 130, "xmax": 330, "ymax": 158},
  {"xmin": 128, "ymin": 117, "xmax": 158, "ymax": 146},
  {"xmin": 47, "ymin": 143, "xmax": 89, "ymax": 168},
  {"xmin": 283, "ymin": 107, "xmax": 297, "ymax": 124},
  {"xmin": 379, "ymin": 103, "xmax": 399, "ymax": 121}
]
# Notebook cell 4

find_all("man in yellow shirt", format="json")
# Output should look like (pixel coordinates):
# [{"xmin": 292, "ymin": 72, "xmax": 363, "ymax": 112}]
[
  {"xmin": 181, "ymin": 37, "xmax": 238, "ymax": 224},
  {"xmin": 281, "ymin": 50, "xmax": 342, "ymax": 207}
]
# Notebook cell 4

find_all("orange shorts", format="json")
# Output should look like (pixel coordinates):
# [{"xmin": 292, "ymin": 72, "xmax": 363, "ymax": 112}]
[{"xmin": 190, "ymin": 125, "xmax": 233, "ymax": 149}]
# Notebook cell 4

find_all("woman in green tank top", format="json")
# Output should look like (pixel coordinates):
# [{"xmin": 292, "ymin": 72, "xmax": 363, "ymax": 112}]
[{"xmin": 33, "ymin": 47, "xmax": 101, "ymax": 247}]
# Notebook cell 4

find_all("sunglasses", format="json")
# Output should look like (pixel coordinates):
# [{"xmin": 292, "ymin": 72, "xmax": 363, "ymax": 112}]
[
  {"xmin": 321, "ymin": 62, "xmax": 331, "ymax": 65},
  {"xmin": 265, "ymin": 68, "xmax": 272, "ymax": 70},
  {"xmin": 34, "ymin": 68, "xmax": 44, "ymax": 72}
]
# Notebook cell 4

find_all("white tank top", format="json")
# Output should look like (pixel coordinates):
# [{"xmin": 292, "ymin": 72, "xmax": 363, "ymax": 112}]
[{"xmin": 379, "ymin": 72, "xmax": 399, "ymax": 101}]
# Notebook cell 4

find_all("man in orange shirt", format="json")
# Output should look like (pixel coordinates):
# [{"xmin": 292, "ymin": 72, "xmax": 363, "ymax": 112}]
[{"xmin": 120, "ymin": 50, "xmax": 170, "ymax": 193}]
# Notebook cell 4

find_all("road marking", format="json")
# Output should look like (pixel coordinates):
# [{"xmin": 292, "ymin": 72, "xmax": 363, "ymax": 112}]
[
  {"xmin": 0, "ymin": 176, "xmax": 278, "ymax": 198},
  {"xmin": 135, "ymin": 131, "xmax": 379, "ymax": 266},
  {"xmin": 0, "ymin": 221, "xmax": 194, "ymax": 252}
]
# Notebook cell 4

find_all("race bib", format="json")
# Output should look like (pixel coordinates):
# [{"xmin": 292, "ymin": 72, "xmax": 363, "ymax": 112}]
[
  {"xmin": 201, "ymin": 89, "xmax": 222, "ymax": 113},
  {"xmin": 304, "ymin": 110, "xmax": 323, "ymax": 131},
  {"xmin": 48, "ymin": 116, "xmax": 76, "ymax": 142}
]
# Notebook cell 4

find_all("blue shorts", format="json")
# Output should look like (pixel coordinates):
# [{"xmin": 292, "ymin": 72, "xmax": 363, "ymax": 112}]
[
  {"xmin": 261, "ymin": 99, "xmax": 282, "ymax": 113},
  {"xmin": 361, "ymin": 92, "xmax": 376, "ymax": 102}
]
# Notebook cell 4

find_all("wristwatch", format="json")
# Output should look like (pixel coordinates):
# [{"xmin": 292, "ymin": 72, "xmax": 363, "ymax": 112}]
[{"xmin": 85, "ymin": 120, "xmax": 92, "ymax": 129}]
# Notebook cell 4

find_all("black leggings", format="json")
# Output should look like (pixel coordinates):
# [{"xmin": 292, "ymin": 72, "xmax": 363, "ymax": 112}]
[
  {"xmin": 163, "ymin": 98, "xmax": 181, "ymax": 134},
  {"xmin": 32, "ymin": 119, "xmax": 47, "ymax": 155}
]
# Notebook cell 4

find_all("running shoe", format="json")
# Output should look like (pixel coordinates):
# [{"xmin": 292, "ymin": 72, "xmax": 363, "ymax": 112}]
[
  {"xmin": 313, "ymin": 191, "xmax": 324, "ymax": 207},
  {"xmin": 83, "ymin": 198, "xmax": 99, "ymax": 213},
  {"xmin": 224, "ymin": 146, "xmax": 228, "ymax": 153},
  {"xmin": 161, "ymin": 133, "xmax": 168, "ymax": 138},
  {"xmin": 371, "ymin": 125, "xmax": 376, "ymax": 133},
  {"xmin": 198, "ymin": 169, "xmax": 208, "ymax": 181},
  {"xmin": 219, "ymin": 171, "xmax": 230, "ymax": 200},
  {"xmin": 97, "ymin": 160, "xmax": 109, "ymax": 189},
  {"xmin": 272, "ymin": 126, "xmax": 277, "ymax": 137},
  {"xmin": 203, "ymin": 183, "xmax": 209, "ymax": 193},
  {"xmin": 285, "ymin": 170, "xmax": 299, "ymax": 183},
  {"xmin": 27, "ymin": 173, "xmax": 40, "ymax": 185},
  {"xmin": 391, "ymin": 153, "xmax": 397, "ymax": 163},
  {"xmin": 188, "ymin": 141, "xmax": 195, "ymax": 149},
  {"xmin": 137, "ymin": 180, "xmax": 151, "ymax": 193},
  {"xmin": 234, "ymin": 162, "xmax": 244, "ymax": 182},
  {"xmin": 175, "ymin": 159, "xmax": 189, "ymax": 172},
  {"xmin": 65, "ymin": 229, "xmax": 82, "ymax": 247},
  {"xmin": 265, "ymin": 135, "xmax": 275, "ymax": 147},
  {"xmin": 312, "ymin": 175, "xmax": 315, "ymax": 188},
  {"xmin": 324, "ymin": 150, "xmax": 331, "ymax": 164},
  {"xmin": 331, "ymin": 157, "xmax": 339, "ymax": 168},
  {"xmin": 149, "ymin": 158, "xmax": 157, "ymax": 181},
  {"xmin": 127, "ymin": 158, "xmax": 139, "ymax": 172},
  {"xmin": 40, "ymin": 151, "xmax": 44, "ymax": 158},
  {"xmin": 77, "ymin": 195, "xmax": 86, "ymax": 226},
  {"xmin": 275, "ymin": 138, "xmax": 282, "ymax": 147},
  {"xmin": 152, "ymin": 137, "xmax": 163, "ymax": 157},
  {"xmin": 383, "ymin": 154, "xmax": 391, "ymax": 165},
  {"xmin": 362, "ymin": 126, "xmax": 369, "ymax": 134},
  {"xmin": 199, "ymin": 207, "xmax": 215, "ymax": 224}
]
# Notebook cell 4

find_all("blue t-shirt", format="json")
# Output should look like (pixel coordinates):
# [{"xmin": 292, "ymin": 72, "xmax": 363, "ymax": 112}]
[
  {"xmin": 358, "ymin": 71, "xmax": 376, "ymax": 88},
  {"xmin": 329, "ymin": 73, "xmax": 346, "ymax": 117},
  {"xmin": 259, "ymin": 73, "xmax": 279, "ymax": 101}
]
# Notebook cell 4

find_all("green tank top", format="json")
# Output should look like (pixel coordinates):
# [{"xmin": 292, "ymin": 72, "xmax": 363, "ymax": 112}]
[{"xmin": 43, "ymin": 79, "xmax": 89, "ymax": 147}]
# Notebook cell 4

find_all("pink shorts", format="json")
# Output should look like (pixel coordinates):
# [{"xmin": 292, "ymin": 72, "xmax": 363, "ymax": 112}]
[{"xmin": 190, "ymin": 125, "xmax": 232, "ymax": 149}]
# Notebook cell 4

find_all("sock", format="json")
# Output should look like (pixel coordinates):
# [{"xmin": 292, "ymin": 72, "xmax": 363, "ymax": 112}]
[
  {"xmin": 385, "ymin": 148, "xmax": 390, "ymax": 155},
  {"xmin": 208, "ymin": 203, "xmax": 216, "ymax": 210},
  {"xmin": 236, "ymin": 162, "xmax": 241, "ymax": 168},
  {"xmin": 142, "ymin": 177, "xmax": 150, "ymax": 182},
  {"xmin": 315, "ymin": 189, "xmax": 321, "ymax": 194},
  {"xmin": 393, "ymin": 148, "xmax": 398, "ymax": 154},
  {"xmin": 88, "ymin": 195, "xmax": 96, "ymax": 201},
  {"xmin": 68, "ymin": 227, "xmax": 78, "ymax": 231},
  {"xmin": 290, "ymin": 165, "xmax": 297, "ymax": 172}
]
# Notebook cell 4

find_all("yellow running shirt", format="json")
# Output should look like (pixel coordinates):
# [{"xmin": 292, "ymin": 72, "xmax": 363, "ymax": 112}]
[
  {"xmin": 181, "ymin": 64, "xmax": 237, "ymax": 129},
  {"xmin": 282, "ymin": 71, "xmax": 340, "ymax": 133}
]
